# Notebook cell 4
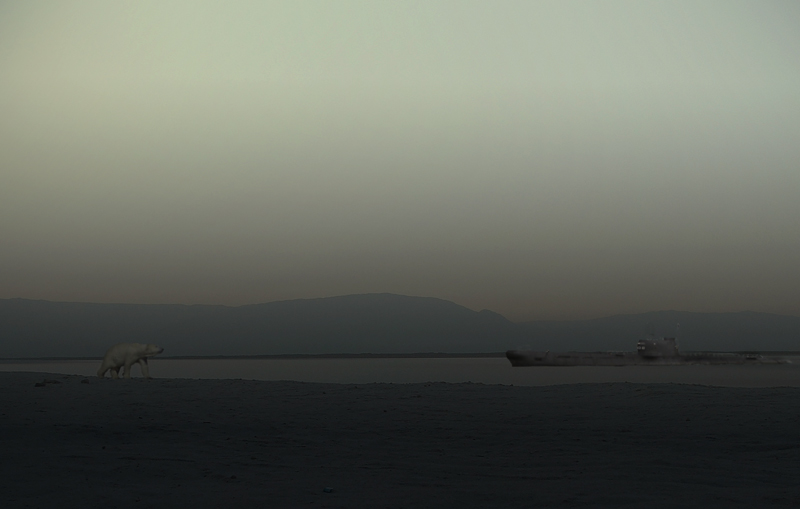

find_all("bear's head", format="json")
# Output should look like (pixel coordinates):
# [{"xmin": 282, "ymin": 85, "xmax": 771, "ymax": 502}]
[{"xmin": 144, "ymin": 344, "xmax": 164, "ymax": 356}]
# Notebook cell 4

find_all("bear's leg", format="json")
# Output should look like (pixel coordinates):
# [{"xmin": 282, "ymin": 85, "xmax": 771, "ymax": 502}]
[
  {"xmin": 111, "ymin": 367, "xmax": 120, "ymax": 379},
  {"xmin": 123, "ymin": 362, "xmax": 134, "ymax": 379},
  {"xmin": 138, "ymin": 358, "xmax": 151, "ymax": 379},
  {"xmin": 97, "ymin": 364, "xmax": 108, "ymax": 378}
]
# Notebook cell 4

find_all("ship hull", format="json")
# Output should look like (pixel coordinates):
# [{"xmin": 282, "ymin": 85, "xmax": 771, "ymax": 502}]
[{"xmin": 506, "ymin": 350, "xmax": 790, "ymax": 367}]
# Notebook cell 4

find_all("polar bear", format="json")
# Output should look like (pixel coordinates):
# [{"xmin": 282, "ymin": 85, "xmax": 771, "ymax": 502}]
[{"xmin": 97, "ymin": 343, "xmax": 164, "ymax": 379}]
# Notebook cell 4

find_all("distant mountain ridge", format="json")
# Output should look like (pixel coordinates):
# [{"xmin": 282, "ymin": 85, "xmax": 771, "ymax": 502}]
[
  {"xmin": 0, "ymin": 294, "xmax": 527, "ymax": 357},
  {"xmin": 1, "ymin": 295, "xmax": 798, "ymax": 358}
]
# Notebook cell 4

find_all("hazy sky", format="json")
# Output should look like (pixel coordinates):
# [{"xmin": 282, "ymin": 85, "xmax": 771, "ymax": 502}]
[{"xmin": 1, "ymin": 1, "xmax": 799, "ymax": 321}]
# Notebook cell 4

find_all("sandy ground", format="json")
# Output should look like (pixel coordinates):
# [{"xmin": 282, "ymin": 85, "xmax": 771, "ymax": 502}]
[{"xmin": 2, "ymin": 372, "xmax": 799, "ymax": 508}]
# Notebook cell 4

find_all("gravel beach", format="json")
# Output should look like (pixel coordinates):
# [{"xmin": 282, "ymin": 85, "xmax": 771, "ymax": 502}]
[{"xmin": 2, "ymin": 372, "xmax": 799, "ymax": 508}]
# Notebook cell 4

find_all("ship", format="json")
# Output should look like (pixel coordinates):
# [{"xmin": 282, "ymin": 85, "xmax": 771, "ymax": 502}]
[{"xmin": 506, "ymin": 335, "xmax": 791, "ymax": 367}]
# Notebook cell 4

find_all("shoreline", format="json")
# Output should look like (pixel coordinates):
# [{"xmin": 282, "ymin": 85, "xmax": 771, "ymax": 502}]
[
  {"xmin": 4, "ymin": 350, "xmax": 798, "ymax": 363},
  {"xmin": 0, "ymin": 352, "xmax": 507, "ymax": 362},
  {"xmin": 3, "ymin": 358, "xmax": 800, "ymax": 388}
]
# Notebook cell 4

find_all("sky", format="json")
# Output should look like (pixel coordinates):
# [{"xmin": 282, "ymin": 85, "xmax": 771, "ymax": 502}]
[{"xmin": 1, "ymin": 0, "xmax": 799, "ymax": 321}]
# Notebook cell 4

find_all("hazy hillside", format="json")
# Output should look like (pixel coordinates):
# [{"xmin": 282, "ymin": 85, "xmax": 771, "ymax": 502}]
[
  {"xmin": 520, "ymin": 311, "xmax": 800, "ymax": 352},
  {"xmin": 2, "ymin": 296, "xmax": 799, "ymax": 358},
  {"xmin": 0, "ymin": 294, "xmax": 528, "ymax": 357}
]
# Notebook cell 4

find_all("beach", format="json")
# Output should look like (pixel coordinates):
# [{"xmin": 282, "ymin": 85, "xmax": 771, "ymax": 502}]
[{"xmin": 2, "ymin": 372, "xmax": 799, "ymax": 508}]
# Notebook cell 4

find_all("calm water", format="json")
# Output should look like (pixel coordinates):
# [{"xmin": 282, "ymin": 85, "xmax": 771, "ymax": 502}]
[{"xmin": 2, "ymin": 357, "xmax": 800, "ymax": 387}]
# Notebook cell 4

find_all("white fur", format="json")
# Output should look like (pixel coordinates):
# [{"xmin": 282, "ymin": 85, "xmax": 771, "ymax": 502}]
[{"xmin": 97, "ymin": 343, "xmax": 164, "ymax": 379}]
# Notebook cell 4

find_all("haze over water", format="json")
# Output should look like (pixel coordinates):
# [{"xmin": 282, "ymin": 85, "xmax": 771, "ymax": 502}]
[{"xmin": 2, "ymin": 1, "xmax": 799, "ymax": 321}]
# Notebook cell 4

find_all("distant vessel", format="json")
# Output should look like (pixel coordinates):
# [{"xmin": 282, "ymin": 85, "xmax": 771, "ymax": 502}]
[{"xmin": 507, "ymin": 336, "xmax": 791, "ymax": 367}]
